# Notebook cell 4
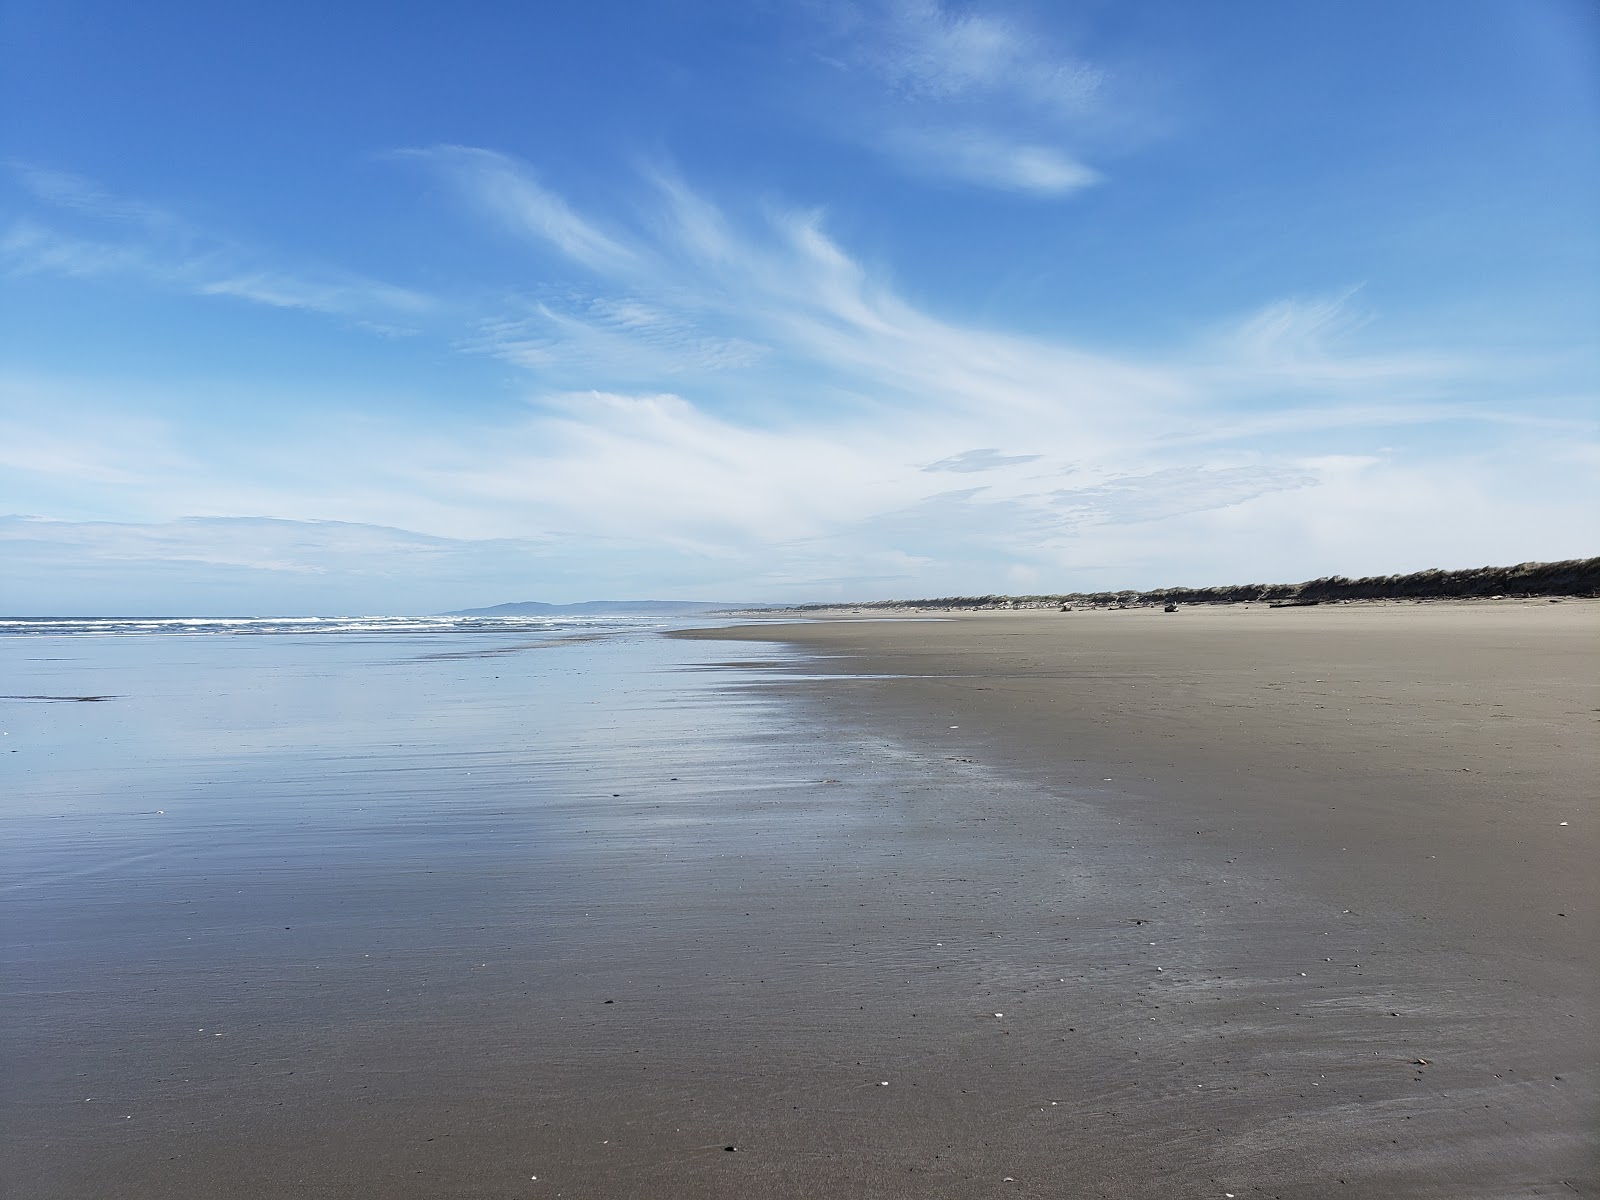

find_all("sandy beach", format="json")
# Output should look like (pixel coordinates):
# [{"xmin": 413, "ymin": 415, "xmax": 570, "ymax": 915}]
[
  {"xmin": 4, "ymin": 603, "xmax": 1595, "ymax": 1198},
  {"xmin": 683, "ymin": 601, "xmax": 1597, "ymax": 950},
  {"xmin": 677, "ymin": 599, "xmax": 1598, "ymax": 1195}
]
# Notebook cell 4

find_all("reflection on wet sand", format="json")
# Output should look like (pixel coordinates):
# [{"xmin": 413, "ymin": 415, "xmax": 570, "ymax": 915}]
[{"xmin": 3, "ymin": 606, "xmax": 1595, "ymax": 1197}]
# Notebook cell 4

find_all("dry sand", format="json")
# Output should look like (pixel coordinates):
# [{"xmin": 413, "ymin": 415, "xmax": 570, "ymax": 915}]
[{"xmin": 676, "ymin": 599, "xmax": 1598, "ymax": 1195}]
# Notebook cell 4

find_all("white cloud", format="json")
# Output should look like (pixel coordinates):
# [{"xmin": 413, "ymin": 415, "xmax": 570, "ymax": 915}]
[
  {"xmin": 885, "ymin": 127, "xmax": 1100, "ymax": 194},
  {"xmin": 6, "ymin": 154, "xmax": 1594, "ymax": 609},
  {"xmin": 1047, "ymin": 464, "xmax": 1319, "ymax": 527},
  {"xmin": 813, "ymin": 1, "xmax": 1110, "ymax": 195},
  {"xmin": 923, "ymin": 448, "xmax": 1044, "ymax": 473},
  {"xmin": 1201, "ymin": 292, "xmax": 1459, "ymax": 394},
  {"xmin": 404, "ymin": 146, "xmax": 637, "ymax": 272},
  {"xmin": 196, "ymin": 271, "xmax": 431, "ymax": 316},
  {"xmin": 9, "ymin": 162, "xmax": 173, "ymax": 224},
  {"xmin": 1, "ymin": 220, "xmax": 148, "ymax": 278},
  {"xmin": 0, "ymin": 515, "xmax": 488, "ymax": 576},
  {"xmin": 470, "ymin": 297, "xmax": 767, "ymax": 377},
  {"xmin": 1, "ymin": 164, "xmax": 432, "ymax": 321},
  {"xmin": 0, "ymin": 515, "xmax": 574, "ymax": 615},
  {"xmin": 868, "ymin": 0, "xmax": 1102, "ymax": 115}
]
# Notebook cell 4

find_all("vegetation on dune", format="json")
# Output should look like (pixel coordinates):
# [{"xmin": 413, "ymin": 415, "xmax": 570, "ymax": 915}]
[{"xmin": 786, "ymin": 557, "xmax": 1600, "ymax": 611}]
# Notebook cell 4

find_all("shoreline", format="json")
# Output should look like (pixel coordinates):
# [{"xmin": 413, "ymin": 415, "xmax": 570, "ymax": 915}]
[{"xmin": 5, "ymin": 608, "xmax": 1594, "ymax": 1196}]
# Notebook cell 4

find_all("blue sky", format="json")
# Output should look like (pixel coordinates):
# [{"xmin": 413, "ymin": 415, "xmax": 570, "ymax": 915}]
[{"xmin": 2, "ymin": 0, "xmax": 1596, "ymax": 614}]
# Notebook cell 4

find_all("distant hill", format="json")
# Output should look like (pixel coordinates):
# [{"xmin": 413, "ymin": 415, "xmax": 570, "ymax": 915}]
[{"xmin": 447, "ymin": 600, "xmax": 763, "ymax": 617}]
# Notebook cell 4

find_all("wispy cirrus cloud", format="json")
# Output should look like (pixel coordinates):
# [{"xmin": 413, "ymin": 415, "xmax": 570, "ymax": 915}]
[
  {"xmin": 1047, "ymin": 464, "xmax": 1320, "ymax": 528},
  {"xmin": 371, "ymin": 151, "xmax": 1595, "ymax": 587},
  {"xmin": 8, "ymin": 162, "xmax": 173, "ymax": 224},
  {"xmin": 417, "ymin": 149, "xmax": 1447, "ymax": 435},
  {"xmin": 7, "ymin": 149, "xmax": 1592, "ymax": 610},
  {"xmin": 865, "ymin": 0, "xmax": 1102, "ymax": 113},
  {"xmin": 402, "ymin": 146, "xmax": 637, "ymax": 272},
  {"xmin": 1201, "ymin": 291, "xmax": 1459, "ymax": 393},
  {"xmin": 883, "ymin": 127, "xmax": 1099, "ymax": 195},
  {"xmin": 470, "ymin": 297, "xmax": 767, "ymax": 378},
  {"xmin": 807, "ymin": 1, "xmax": 1110, "ymax": 196},
  {"xmin": 923, "ymin": 448, "xmax": 1043, "ymax": 473},
  {"xmin": 1, "ymin": 164, "xmax": 433, "ymax": 322},
  {"xmin": 407, "ymin": 150, "xmax": 1180, "ymax": 435}
]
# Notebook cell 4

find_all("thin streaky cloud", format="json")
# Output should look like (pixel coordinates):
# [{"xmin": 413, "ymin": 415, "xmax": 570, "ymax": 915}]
[
  {"xmin": 2, "ymin": 164, "xmax": 433, "ymax": 321},
  {"xmin": 1203, "ymin": 293, "xmax": 1457, "ymax": 389},
  {"xmin": 868, "ymin": 0, "xmax": 1103, "ymax": 116},
  {"xmin": 433, "ymin": 151, "xmax": 1470, "ymax": 454},
  {"xmin": 406, "ymin": 146, "xmax": 639, "ymax": 272},
  {"xmin": 885, "ymin": 127, "xmax": 1101, "ymax": 195},
  {"xmin": 8, "ymin": 161, "xmax": 173, "ymax": 225},
  {"xmin": 197, "ymin": 271, "xmax": 433, "ymax": 317},
  {"xmin": 815, "ymin": 1, "xmax": 1109, "ymax": 195},
  {"xmin": 923, "ymin": 448, "xmax": 1044, "ymax": 473},
  {"xmin": 1, "ymin": 220, "xmax": 148, "ymax": 278},
  {"xmin": 1047, "ymin": 465, "xmax": 1321, "ymax": 527}
]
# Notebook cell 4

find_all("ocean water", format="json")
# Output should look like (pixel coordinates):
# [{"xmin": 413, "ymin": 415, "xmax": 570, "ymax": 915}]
[
  {"xmin": 0, "ymin": 614, "xmax": 873, "ymax": 923},
  {"xmin": 1, "ymin": 615, "xmax": 817, "ymax": 854},
  {"xmin": 0, "ymin": 612, "xmax": 684, "ymax": 638}
]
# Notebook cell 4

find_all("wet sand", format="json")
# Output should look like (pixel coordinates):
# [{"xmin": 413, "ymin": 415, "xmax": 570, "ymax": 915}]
[
  {"xmin": 677, "ymin": 600, "xmax": 1598, "ymax": 1195},
  {"xmin": 4, "ymin": 605, "xmax": 1596, "ymax": 1198}
]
